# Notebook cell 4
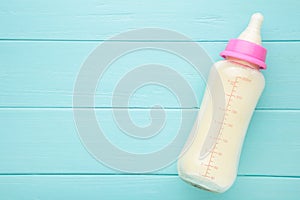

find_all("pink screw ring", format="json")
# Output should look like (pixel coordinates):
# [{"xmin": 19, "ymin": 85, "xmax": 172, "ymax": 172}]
[{"xmin": 220, "ymin": 39, "xmax": 267, "ymax": 69}]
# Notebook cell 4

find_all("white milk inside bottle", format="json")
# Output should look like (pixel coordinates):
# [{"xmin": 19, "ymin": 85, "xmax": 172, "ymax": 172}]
[{"xmin": 177, "ymin": 13, "xmax": 268, "ymax": 193}]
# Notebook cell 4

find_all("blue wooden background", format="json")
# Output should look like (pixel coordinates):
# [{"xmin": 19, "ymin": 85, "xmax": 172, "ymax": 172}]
[{"xmin": 1, "ymin": 0, "xmax": 300, "ymax": 199}]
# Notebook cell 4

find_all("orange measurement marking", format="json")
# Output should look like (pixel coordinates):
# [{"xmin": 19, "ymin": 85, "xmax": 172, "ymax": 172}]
[{"xmin": 202, "ymin": 76, "xmax": 240, "ymax": 178}]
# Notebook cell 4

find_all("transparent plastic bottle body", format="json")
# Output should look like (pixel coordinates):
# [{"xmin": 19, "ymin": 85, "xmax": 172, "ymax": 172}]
[{"xmin": 177, "ymin": 58, "xmax": 265, "ymax": 193}]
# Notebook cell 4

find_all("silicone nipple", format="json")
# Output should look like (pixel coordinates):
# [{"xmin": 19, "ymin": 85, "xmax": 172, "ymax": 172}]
[{"xmin": 238, "ymin": 13, "xmax": 264, "ymax": 45}]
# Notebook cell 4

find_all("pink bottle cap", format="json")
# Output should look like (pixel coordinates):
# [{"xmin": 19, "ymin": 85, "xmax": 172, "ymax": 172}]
[
  {"xmin": 220, "ymin": 39, "xmax": 267, "ymax": 70},
  {"xmin": 220, "ymin": 39, "xmax": 267, "ymax": 69}
]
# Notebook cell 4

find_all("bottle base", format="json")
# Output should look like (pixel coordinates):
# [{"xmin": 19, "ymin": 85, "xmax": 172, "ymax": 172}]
[{"xmin": 178, "ymin": 173, "xmax": 227, "ymax": 193}]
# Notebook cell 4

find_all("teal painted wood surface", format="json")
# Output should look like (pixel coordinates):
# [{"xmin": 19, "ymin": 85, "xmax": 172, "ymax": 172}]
[
  {"xmin": 1, "ymin": 42, "xmax": 300, "ymax": 109},
  {"xmin": 1, "ymin": 109, "xmax": 300, "ymax": 176},
  {"xmin": 0, "ymin": 176, "xmax": 299, "ymax": 200},
  {"xmin": 0, "ymin": 0, "xmax": 299, "ymax": 199},
  {"xmin": 0, "ymin": 0, "xmax": 300, "ymax": 40}
]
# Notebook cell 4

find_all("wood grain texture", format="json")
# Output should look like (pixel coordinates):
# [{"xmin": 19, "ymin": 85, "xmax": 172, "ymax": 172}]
[
  {"xmin": 0, "ymin": 0, "xmax": 299, "ymax": 40},
  {"xmin": 0, "ymin": 109, "xmax": 299, "ymax": 176},
  {"xmin": 0, "ymin": 175, "xmax": 299, "ymax": 200},
  {"xmin": 1, "ymin": 0, "xmax": 299, "ymax": 198},
  {"xmin": 1, "ymin": 42, "xmax": 299, "ymax": 108}
]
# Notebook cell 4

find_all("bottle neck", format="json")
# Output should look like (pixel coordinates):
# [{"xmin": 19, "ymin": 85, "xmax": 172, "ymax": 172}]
[{"xmin": 226, "ymin": 56, "xmax": 260, "ymax": 70}]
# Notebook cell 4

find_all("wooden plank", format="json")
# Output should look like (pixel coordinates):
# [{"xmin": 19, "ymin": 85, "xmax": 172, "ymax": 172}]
[
  {"xmin": 0, "ymin": 0, "xmax": 299, "ymax": 40},
  {"xmin": 0, "ymin": 42, "xmax": 299, "ymax": 109},
  {"xmin": 0, "ymin": 109, "xmax": 299, "ymax": 176},
  {"xmin": 0, "ymin": 175, "xmax": 299, "ymax": 200}
]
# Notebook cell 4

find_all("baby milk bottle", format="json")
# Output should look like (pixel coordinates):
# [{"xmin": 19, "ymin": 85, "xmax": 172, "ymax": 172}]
[{"xmin": 177, "ymin": 13, "xmax": 267, "ymax": 193}]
